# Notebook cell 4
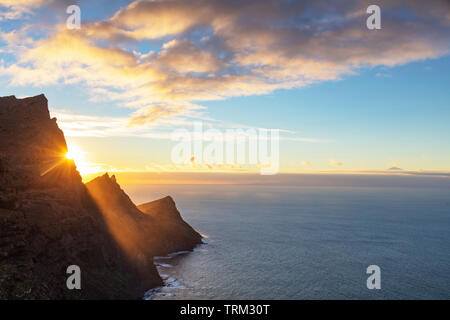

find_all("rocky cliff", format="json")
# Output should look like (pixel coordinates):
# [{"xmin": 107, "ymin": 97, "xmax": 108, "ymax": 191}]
[
  {"xmin": 86, "ymin": 175, "xmax": 202, "ymax": 258},
  {"xmin": 138, "ymin": 196, "xmax": 203, "ymax": 254},
  {"xmin": 0, "ymin": 95, "xmax": 202, "ymax": 299}
]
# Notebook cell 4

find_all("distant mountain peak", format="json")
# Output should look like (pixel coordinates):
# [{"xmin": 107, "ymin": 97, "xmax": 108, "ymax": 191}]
[{"xmin": 388, "ymin": 166, "xmax": 403, "ymax": 170}]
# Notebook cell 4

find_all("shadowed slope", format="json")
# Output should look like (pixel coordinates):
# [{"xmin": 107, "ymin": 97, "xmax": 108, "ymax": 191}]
[
  {"xmin": 138, "ymin": 196, "xmax": 203, "ymax": 252},
  {"xmin": 86, "ymin": 174, "xmax": 203, "ymax": 257}
]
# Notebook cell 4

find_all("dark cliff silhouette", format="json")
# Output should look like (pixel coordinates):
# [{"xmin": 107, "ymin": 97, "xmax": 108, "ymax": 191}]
[{"xmin": 0, "ymin": 95, "xmax": 202, "ymax": 299}]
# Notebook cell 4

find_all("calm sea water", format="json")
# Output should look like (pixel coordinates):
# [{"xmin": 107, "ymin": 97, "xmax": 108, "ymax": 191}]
[{"xmin": 124, "ymin": 185, "xmax": 450, "ymax": 300}]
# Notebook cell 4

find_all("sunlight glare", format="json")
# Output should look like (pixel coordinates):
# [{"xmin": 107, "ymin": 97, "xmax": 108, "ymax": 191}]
[{"xmin": 65, "ymin": 143, "xmax": 92, "ymax": 176}]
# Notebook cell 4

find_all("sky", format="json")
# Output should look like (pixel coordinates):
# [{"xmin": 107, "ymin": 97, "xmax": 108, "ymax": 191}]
[{"xmin": 0, "ymin": 0, "xmax": 449, "ymax": 182}]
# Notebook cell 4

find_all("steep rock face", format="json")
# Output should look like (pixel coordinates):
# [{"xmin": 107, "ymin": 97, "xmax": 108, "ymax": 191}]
[
  {"xmin": 138, "ymin": 196, "xmax": 203, "ymax": 254},
  {"xmin": 0, "ymin": 95, "xmax": 202, "ymax": 299},
  {"xmin": 0, "ymin": 95, "xmax": 76, "ymax": 191},
  {"xmin": 86, "ymin": 175, "xmax": 203, "ymax": 257}
]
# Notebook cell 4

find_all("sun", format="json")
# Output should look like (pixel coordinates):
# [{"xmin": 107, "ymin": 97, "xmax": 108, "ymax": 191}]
[
  {"xmin": 66, "ymin": 144, "xmax": 85, "ymax": 162},
  {"xmin": 65, "ymin": 143, "xmax": 91, "ymax": 176}
]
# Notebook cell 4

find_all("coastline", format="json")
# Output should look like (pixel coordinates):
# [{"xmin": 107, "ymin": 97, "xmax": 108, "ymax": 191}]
[{"xmin": 144, "ymin": 243, "xmax": 207, "ymax": 300}]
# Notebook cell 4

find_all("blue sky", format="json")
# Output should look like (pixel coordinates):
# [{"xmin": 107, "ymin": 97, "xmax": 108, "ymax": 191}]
[
  {"xmin": 1, "ymin": 0, "xmax": 449, "ymax": 178},
  {"xmin": 201, "ymin": 57, "xmax": 450, "ymax": 171}
]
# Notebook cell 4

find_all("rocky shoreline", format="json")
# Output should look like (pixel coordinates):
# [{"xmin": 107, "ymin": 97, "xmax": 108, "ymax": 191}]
[{"xmin": 0, "ymin": 94, "xmax": 202, "ymax": 299}]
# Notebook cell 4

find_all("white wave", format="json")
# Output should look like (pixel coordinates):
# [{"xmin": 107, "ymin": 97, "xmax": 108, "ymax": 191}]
[
  {"xmin": 164, "ymin": 276, "xmax": 186, "ymax": 289},
  {"xmin": 168, "ymin": 250, "xmax": 191, "ymax": 257},
  {"xmin": 155, "ymin": 262, "xmax": 173, "ymax": 268},
  {"xmin": 153, "ymin": 250, "xmax": 190, "ymax": 260},
  {"xmin": 200, "ymin": 232, "xmax": 209, "ymax": 239}
]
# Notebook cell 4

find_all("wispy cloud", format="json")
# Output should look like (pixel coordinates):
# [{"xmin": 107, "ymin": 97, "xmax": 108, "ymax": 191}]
[
  {"xmin": 0, "ymin": 0, "xmax": 54, "ymax": 20},
  {"xmin": 51, "ymin": 108, "xmax": 329, "ymax": 144},
  {"xmin": 329, "ymin": 159, "xmax": 343, "ymax": 167}
]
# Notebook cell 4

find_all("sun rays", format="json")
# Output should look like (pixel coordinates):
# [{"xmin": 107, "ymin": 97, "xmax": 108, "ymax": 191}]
[
  {"xmin": 39, "ymin": 142, "xmax": 97, "ymax": 178},
  {"xmin": 65, "ymin": 143, "xmax": 104, "ymax": 176},
  {"xmin": 65, "ymin": 143, "xmax": 86, "ymax": 170}
]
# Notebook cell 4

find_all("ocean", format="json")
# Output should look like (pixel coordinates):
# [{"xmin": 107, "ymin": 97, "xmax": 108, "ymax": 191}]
[{"xmin": 124, "ymin": 184, "xmax": 450, "ymax": 300}]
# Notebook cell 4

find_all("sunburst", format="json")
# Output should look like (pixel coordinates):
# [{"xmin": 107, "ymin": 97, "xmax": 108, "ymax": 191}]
[{"xmin": 65, "ymin": 143, "xmax": 91, "ymax": 176}]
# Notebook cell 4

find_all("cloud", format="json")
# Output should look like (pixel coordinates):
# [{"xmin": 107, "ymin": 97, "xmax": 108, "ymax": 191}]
[
  {"xmin": 0, "ymin": 0, "xmax": 54, "ymax": 20},
  {"xmin": 157, "ymin": 39, "xmax": 225, "ymax": 74},
  {"xmin": 51, "ymin": 108, "xmax": 329, "ymax": 147},
  {"xmin": 0, "ymin": 0, "xmax": 50, "ymax": 5},
  {"xmin": 50, "ymin": 108, "xmax": 189, "ymax": 138},
  {"xmin": 2, "ymin": 0, "xmax": 450, "ymax": 123},
  {"xmin": 128, "ymin": 105, "xmax": 183, "ymax": 126},
  {"xmin": 376, "ymin": 72, "xmax": 392, "ymax": 78},
  {"xmin": 301, "ymin": 161, "xmax": 311, "ymax": 167},
  {"xmin": 329, "ymin": 159, "xmax": 343, "ymax": 167}
]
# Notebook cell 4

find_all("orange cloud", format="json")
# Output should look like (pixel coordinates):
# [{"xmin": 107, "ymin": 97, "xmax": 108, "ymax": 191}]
[
  {"xmin": 0, "ymin": 0, "xmax": 54, "ymax": 20},
  {"xmin": 157, "ymin": 39, "xmax": 225, "ymax": 73}
]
